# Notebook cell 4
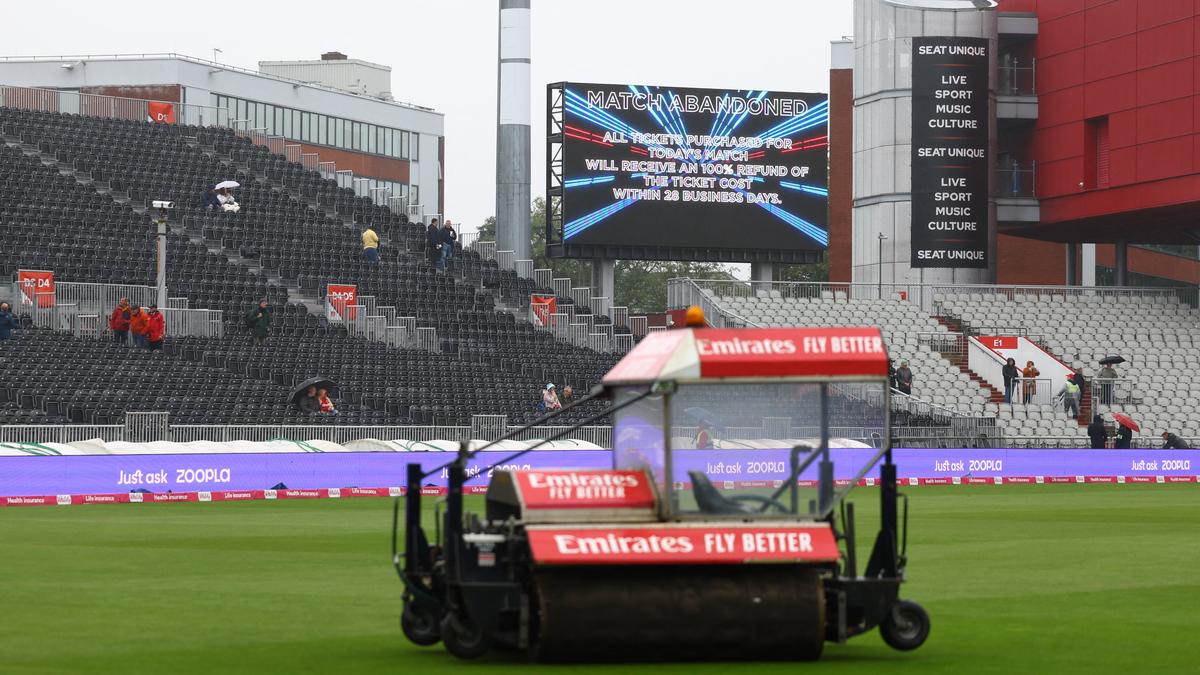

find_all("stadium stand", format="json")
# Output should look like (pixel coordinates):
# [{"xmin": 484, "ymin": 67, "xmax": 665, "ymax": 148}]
[
  {"xmin": 935, "ymin": 291, "xmax": 1200, "ymax": 441},
  {"xmin": 688, "ymin": 281, "xmax": 1200, "ymax": 445},
  {"xmin": 0, "ymin": 105, "xmax": 619, "ymax": 426}
]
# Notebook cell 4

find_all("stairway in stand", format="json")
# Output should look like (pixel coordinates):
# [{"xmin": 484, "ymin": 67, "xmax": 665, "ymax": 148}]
[
  {"xmin": 933, "ymin": 315, "xmax": 1006, "ymax": 404},
  {"xmin": 934, "ymin": 315, "xmax": 1090, "ymax": 426}
]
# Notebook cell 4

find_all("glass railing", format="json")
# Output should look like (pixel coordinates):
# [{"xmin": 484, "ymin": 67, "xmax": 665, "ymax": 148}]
[
  {"xmin": 998, "ymin": 60, "xmax": 1036, "ymax": 96},
  {"xmin": 997, "ymin": 161, "xmax": 1036, "ymax": 198}
]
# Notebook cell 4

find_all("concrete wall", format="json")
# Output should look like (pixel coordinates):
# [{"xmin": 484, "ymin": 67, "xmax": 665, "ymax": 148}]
[{"xmin": 852, "ymin": 0, "xmax": 998, "ymax": 287}]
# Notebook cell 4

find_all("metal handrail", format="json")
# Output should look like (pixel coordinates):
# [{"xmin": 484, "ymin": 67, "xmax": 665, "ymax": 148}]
[
  {"xmin": 0, "ymin": 85, "xmax": 229, "ymax": 127},
  {"xmin": 666, "ymin": 278, "xmax": 760, "ymax": 328}
]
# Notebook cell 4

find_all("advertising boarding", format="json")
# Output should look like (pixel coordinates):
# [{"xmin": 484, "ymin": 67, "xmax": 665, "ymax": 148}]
[{"xmin": 910, "ymin": 37, "xmax": 990, "ymax": 268}]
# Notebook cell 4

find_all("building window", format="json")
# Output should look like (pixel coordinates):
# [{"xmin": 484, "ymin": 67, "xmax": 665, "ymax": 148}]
[
  {"xmin": 212, "ymin": 94, "xmax": 419, "ymax": 160},
  {"xmin": 1084, "ymin": 116, "xmax": 1110, "ymax": 189}
]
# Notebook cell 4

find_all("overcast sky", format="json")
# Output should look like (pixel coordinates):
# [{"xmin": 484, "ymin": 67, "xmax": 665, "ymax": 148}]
[{"xmin": 4, "ymin": 0, "xmax": 851, "ymax": 233}]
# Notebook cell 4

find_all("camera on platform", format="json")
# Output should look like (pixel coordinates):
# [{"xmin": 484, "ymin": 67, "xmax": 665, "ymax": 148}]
[{"xmin": 152, "ymin": 200, "xmax": 175, "ymax": 209}]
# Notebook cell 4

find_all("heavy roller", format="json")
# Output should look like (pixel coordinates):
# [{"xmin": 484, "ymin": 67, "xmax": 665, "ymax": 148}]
[{"xmin": 394, "ymin": 319, "xmax": 930, "ymax": 661}]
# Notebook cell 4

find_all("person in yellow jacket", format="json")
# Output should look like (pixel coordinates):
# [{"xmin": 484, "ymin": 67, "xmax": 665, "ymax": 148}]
[
  {"xmin": 361, "ymin": 224, "xmax": 380, "ymax": 264},
  {"xmin": 1057, "ymin": 379, "xmax": 1081, "ymax": 419}
]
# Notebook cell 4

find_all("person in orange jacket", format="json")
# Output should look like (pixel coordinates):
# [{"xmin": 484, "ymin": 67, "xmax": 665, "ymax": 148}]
[
  {"xmin": 129, "ymin": 305, "xmax": 150, "ymax": 349},
  {"xmin": 144, "ymin": 304, "xmax": 166, "ymax": 352}
]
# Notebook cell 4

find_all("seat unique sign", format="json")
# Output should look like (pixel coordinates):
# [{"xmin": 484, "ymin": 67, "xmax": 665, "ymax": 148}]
[{"xmin": 910, "ymin": 37, "xmax": 990, "ymax": 269}]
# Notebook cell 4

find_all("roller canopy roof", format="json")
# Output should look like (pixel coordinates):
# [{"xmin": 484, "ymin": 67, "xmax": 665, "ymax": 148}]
[{"xmin": 602, "ymin": 327, "xmax": 890, "ymax": 384}]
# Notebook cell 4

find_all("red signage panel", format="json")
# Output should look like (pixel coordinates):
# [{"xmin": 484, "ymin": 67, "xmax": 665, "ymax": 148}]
[
  {"xmin": 980, "ymin": 336, "xmax": 1018, "ymax": 350},
  {"xmin": 325, "ymin": 284, "xmax": 357, "ymax": 321},
  {"xmin": 527, "ymin": 524, "xmax": 839, "ymax": 565},
  {"xmin": 515, "ymin": 470, "xmax": 655, "ymax": 510},
  {"xmin": 531, "ymin": 295, "xmax": 557, "ymax": 328},
  {"xmin": 696, "ymin": 327, "xmax": 888, "ymax": 379},
  {"xmin": 17, "ymin": 269, "xmax": 55, "ymax": 308},
  {"xmin": 147, "ymin": 101, "xmax": 176, "ymax": 124}
]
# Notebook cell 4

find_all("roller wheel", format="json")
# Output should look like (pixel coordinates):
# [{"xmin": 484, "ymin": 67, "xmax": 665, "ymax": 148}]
[
  {"xmin": 400, "ymin": 603, "xmax": 441, "ymax": 646},
  {"xmin": 441, "ymin": 612, "xmax": 490, "ymax": 659},
  {"xmin": 880, "ymin": 600, "xmax": 930, "ymax": 651}
]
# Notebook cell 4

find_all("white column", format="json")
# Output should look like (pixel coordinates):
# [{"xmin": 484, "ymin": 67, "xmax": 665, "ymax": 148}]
[{"xmin": 1081, "ymin": 243, "xmax": 1096, "ymax": 287}]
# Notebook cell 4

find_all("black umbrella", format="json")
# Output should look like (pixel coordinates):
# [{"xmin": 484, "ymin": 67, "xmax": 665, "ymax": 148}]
[
  {"xmin": 684, "ymin": 406, "xmax": 721, "ymax": 429},
  {"xmin": 289, "ymin": 376, "xmax": 338, "ymax": 404},
  {"xmin": 1099, "ymin": 356, "xmax": 1126, "ymax": 366}
]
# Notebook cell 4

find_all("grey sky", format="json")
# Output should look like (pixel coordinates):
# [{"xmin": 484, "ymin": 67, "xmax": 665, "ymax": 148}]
[{"xmin": 3, "ymin": 0, "xmax": 851, "ymax": 233}]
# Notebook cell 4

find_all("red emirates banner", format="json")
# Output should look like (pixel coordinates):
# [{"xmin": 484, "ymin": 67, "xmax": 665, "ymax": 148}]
[
  {"xmin": 527, "ymin": 524, "xmax": 839, "ymax": 565},
  {"xmin": 147, "ymin": 101, "xmax": 176, "ymax": 124},
  {"xmin": 17, "ymin": 269, "xmax": 55, "ymax": 307},
  {"xmin": 513, "ymin": 470, "xmax": 655, "ymax": 510},
  {"xmin": 695, "ymin": 327, "xmax": 889, "ymax": 379},
  {"xmin": 325, "ymin": 284, "xmax": 357, "ymax": 321},
  {"xmin": 531, "ymin": 294, "xmax": 556, "ymax": 327}
]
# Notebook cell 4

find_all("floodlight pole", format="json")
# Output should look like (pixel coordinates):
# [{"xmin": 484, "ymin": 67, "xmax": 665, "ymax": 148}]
[
  {"xmin": 877, "ymin": 232, "xmax": 888, "ymax": 299},
  {"xmin": 155, "ymin": 207, "xmax": 169, "ymax": 308}
]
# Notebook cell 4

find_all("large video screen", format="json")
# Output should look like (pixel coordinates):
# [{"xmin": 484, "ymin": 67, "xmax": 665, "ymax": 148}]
[{"xmin": 551, "ymin": 82, "xmax": 828, "ymax": 262}]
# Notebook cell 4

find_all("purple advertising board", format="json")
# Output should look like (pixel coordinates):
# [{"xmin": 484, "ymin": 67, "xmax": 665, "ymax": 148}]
[{"xmin": 0, "ymin": 448, "xmax": 1197, "ymax": 498}]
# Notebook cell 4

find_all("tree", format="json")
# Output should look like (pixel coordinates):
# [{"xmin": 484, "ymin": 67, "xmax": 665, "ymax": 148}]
[
  {"xmin": 477, "ymin": 216, "xmax": 496, "ymax": 240},
  {"xmin": 614, "ymin": 260, "xmax": 731, "ymax": 313},
  {"xmin": 479, "ymin": 199, "xmax": 736, "ymax": 312},
  {"xmin": 776, "ymin": 254, "xmax": 830, "ymax": 283}
]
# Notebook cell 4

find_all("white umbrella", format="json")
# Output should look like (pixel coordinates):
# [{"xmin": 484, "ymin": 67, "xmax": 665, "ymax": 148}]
[{"xmin": 215, "ymin": 180, "xmax": 240, "ymax": 190}]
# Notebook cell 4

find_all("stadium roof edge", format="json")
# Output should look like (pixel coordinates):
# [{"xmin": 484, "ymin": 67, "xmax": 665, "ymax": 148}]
[{"xmin": 0, "ymin": 52, "xmax": 442, "ymax": 115}]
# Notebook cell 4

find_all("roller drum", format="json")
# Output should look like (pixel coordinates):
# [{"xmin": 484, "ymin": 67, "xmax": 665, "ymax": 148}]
[{"xmin": 531, "ymin": 565, "xmax": 824, "ymax": 662}]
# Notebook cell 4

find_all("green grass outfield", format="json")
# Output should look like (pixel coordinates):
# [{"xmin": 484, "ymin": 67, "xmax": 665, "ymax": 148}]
[{"xmin": 1, "ymin": 484, "xmax": 1197, "ymax": 674}]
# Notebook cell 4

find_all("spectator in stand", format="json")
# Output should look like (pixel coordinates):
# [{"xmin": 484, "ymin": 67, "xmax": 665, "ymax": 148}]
[
  {"xmin": 541, "ymin": 383, "xmax": 561, "ymax": 412},
  {"xmin": 427, "ymin": 218, "xmax": 442, "ymax": 269},
  {"xmin": 895, "ymin": 360, "xmax": 913, "ymax": 396},
  {"xmin": 129, "ymin": 305, "xmax": 149, "ymax": 349},
  {"xmin": 109, "ymin": 298, "xmax": 133, "ymax": 345},
  {"xmin": 1087, "ymin": 415, "xmax": 1107, "ymax": 449},
  {"xmin": 216, "ymin": 187, "xmax": 240, "ymax": 213},
  {"xmin": 144, "ymin": 304, "xmax": 166, "ymax": 352},
  {"xmin": 202, "ymin": 185, "xmax": 222, "ymax": 211},
  {"xmin": 298, "ymin": 386, "xmax": 321, "ymax": 414},
  {"xmin": 1114, "ymin": 421, "xmax": 1133, "ymax": 449},
  {"xmin": 1070, "ymin": 368, "xmax": 1085, "ymax": 389},
  {"xmin": 1097, "ymin": 362, "xmax": 1118, "ymax": 405},
  {"xmin": 1002, "ymin": 358, "xmax": 1019, "ymax": 404},
  {"xmin": 1161, "ymin": 431, "xmax": 1191, "ymax": 449},
  {"xmin": 317, "ymin": 388, "xmax": 338, "ymax": 416},
  {"xmin": 1021, "ymin": 360, "xmax": 1040, "ymax": 404},
  {"xmin": 887, "ymin": 359, "xmax": 898, "ymax": 390},
  {"xmin": 440, "ymin": 219, "xmax": 457, "ymax": 272},
  {"xmin": 246, "ymin": 300, "xmax": 271, "ymax": 346},
  {"xmin": 361, "ymin": 224, "xmax": 380, "ymax": 265},
  {"xmin": 1057, "ymin": 378, "xmax": 1081, "ymax": 419},
  {"xmin": 559, "ymin": 385, "xmax": 574, "ymax": 407},
  {"xmin": 0, "ymin": 302, "xmax": 17, "ymax": 341},
  {"xmin": 693, "ymin": 422, "xmax": 714, "ymax": 449}
]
